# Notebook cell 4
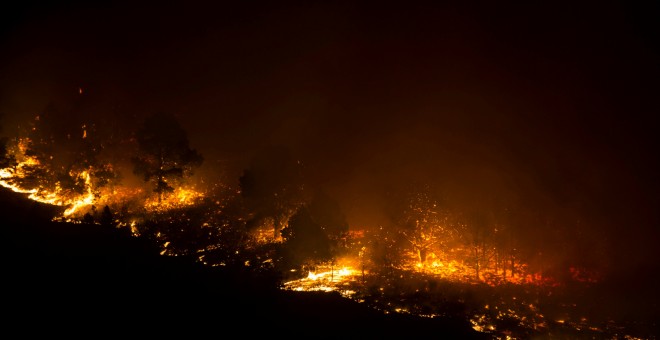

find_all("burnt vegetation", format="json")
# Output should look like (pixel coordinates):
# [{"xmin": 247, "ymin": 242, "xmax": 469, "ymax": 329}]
[
  {"xmin": 0, "ymin": 106, "xmax": 658, "ymax": 339},
  {"xmin": 1, "ymin": 113, "xmax": 657, "ymax": 338},
  {"xmin": 1, "ymin": 2, "xmax": 659, "ymax": 338},
  {"xmin": 1, "ymin": 186, "xmax": 486, "ymax": 338}
]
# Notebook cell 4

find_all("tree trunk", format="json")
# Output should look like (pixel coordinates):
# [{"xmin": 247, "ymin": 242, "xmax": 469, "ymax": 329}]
[
  {"xmin": 474, "ymin": 246, "xmax": 480, "ymax": 280},
  {"xmin": 158, "ymin": 150, "xmax": 164, "ymax": 203},
  {"xmin": 510, "ymin": 253, "xmax": 515, "ymax": 278},
  {"xmin": 418, "ymin": 247, "xmax": 427, "ymax": 266},
  {"xmin": 331, "ymin": 261, "xmax": 334, "ymax": 282},
  {"xmin": 273, "ymin": 216, "xmax": 280, "ymax": 239}
]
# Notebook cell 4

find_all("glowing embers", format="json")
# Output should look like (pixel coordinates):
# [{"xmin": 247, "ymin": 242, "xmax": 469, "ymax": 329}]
[
  {"xmin": 469, "ymin": 299, "xmax": 548, "ymax": 337},
  {"xmin": 569, "ymin": 266, "xmax": 601, "ymax": 283},
  {"xmin": 282, "ymin": 264, "xmax": 363, "ymax": 298},
  {"xmin": 143, "ymin": 186, "xmax": 205, "ymax": 212},
  {"xmin": 406, "ymin": 253, "xmax": 559, "ymax": 287},
  {"xmin": 416, "ymin": 259, "xmax": 470, "ymax": 280},
  {"xmin": 0, "ymin": 147, "xmax": 95, "ymax": 217},
  {"xmin": 0, "ymin": 139, "xmax": 41, "ymax": 194}
]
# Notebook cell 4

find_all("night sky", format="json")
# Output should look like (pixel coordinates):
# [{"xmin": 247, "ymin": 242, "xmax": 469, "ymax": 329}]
[{"xmin": 1, "ymin": 1, "xmax": 659, "ymax": 274}]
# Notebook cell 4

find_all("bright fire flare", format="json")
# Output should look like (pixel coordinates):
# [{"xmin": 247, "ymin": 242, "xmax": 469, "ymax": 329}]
[
  {"xmin": 0, "ymin": 142, "xmax": 96, "ymax": 217},
  {"xmin": 283, "ymin": 265, "xmax": 363, "ymax": 298},
  {"xmin": 1, "ymin": 137, "xmax": 204, "ymax": 219},
  {"xmin": 143, "ymin": 187, "xmax": 205, "ymax": 212}
]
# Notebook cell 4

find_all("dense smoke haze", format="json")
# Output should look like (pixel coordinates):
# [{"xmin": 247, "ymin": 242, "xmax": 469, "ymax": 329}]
[{"xmin": 1, "ymin": 1, "xmax": 659, "ymax": 280}]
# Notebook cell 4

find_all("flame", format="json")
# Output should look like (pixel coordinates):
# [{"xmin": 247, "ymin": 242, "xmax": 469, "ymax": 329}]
[
  {"xmin": 143, "ymin": 187, "xmax": 205, "ymax": 212},
  {"xmin": 1, "ymin": 141, "xmax": 95, "ymax": 217},
  {"xmin": 283, "ymin": 264, "xmax": 364, "ymax": 297},
  {"xmin": 3, "ymin": 133, "xmax": 621, "ymax": 337},
  {"xmin": 1, "ymin": 137, "xmax": 205, "ymax": 219},
  {"xmin": 62, "ymin": 170, "xmax": 95, "ymax": 216},
  {"xmin": 1, "ymin": 168, "xmax": 96, "ymax": 217}
]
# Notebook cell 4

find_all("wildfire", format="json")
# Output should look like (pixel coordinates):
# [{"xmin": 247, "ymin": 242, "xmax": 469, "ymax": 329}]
[
  {"xmin": 399, "ymin": 248, "xmax": 560, "ymax": 287},
  {"xmin": 569, "ymin": 266, "xmax": 601, "ymax": 283},
  {"xmin": 63, "ymin": 173, "xmax": 94, "ymax": 216},
  {"xmin": 0, "ymin": 143, "xmax": 95, "ymax": 217},
  {"xmin": 143, "ymin": 186, "xmax": 205, "ymax": 212},
  {"xmin": 1, "ymin": 136, "xmax": 205, "ymax": 219},
  {"xmin": 2, "ymin": 123, "xmax": 629, "ymax": 339},
  {"xmin": 283, "ymin": 264, "xmax": 364, "ymax": 298}
]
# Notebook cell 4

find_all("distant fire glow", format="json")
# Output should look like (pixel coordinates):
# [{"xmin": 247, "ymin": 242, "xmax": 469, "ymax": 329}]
[{"xmin": 0, "ymin": 109, "xmax": 648, "ymax": 340}]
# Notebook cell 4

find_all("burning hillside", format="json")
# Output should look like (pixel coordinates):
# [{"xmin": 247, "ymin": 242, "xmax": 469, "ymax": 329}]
[
  {"xmin": 1, "ymin": 116, "xmax": 654, "ymax": 338},
  {"xmin": 1, "ymin": 104, "xmax": 657, "ymax": 339},
  {"xmin": 1, "ymin": 2, "xmax": 659, "ymax": 338}
]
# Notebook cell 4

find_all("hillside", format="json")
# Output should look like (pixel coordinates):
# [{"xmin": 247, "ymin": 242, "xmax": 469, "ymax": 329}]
[{"xmin": 1, "ymin": 188, "xmax": 487, "ymax": 338}]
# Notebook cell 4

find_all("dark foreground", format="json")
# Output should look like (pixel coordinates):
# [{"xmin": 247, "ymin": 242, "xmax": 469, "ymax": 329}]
[{"xmin": 1, "ymin": 189, "xmax": 487, "ymax": 339}]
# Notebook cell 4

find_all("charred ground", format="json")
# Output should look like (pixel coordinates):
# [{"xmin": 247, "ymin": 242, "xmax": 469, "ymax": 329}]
[
  {"xmin": 1, "ymin": 2, "xmax": 660, "ymax": 338},
  {"xmin": 3, "ymin": 186, "xmax": 658, "ymax": 339},
  {"xmin": 1, "ymin": 187, "xmax": 487, "ymax": 338}
]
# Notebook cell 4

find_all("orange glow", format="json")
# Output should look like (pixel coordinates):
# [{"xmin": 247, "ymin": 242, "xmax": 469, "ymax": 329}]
[
  {"xmin": 283, "ymin": 264, "xmax": 363, "ymax": 297},
  {"xmin": 569, "ymin": 266, "xmax": 601, "ymax": 283},
  {"xmin": 0, "ymin": 140, "xmax": 96, "ymax": 217},
  {"xmin": 143, "ymin": 186, "xmax": 205, "ymax": 212},
  {"xmin": 1, "ymin": 137, "xmax": 205, "ymax": 219}
]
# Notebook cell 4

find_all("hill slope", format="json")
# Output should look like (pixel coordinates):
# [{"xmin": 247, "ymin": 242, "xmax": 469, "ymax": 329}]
[{"xmin": 1, "ymin": 188, "xmax": 488, "ymax": 338}]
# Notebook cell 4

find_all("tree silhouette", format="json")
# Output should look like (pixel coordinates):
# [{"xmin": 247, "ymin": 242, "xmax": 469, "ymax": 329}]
[
  {"xmin": 307, "ymin": 189, "xmax": 350, "ymax": 264},
  {"xmin": 239, "ymin": 145, "xmax": 305, "ymax": 239},
  {"xmin": 100, "ymin": 205, "xmax": 115, "ymax": 228},
  {"xmin": 387, "ymin": 183, "xmax": 460, "ymax": 268},
  {"xmin": 464, "ymin": 209, "xmax": 494, "ymax": 280},
  {"xmin": 308, "ymin": 189, "xmax": 349, "ymax": 240},
  {"xmin": 0, "ymin": 136, "xmax": 16, "ymax": 169},
  {"xmin": 281, "ymin": 206, "xmax": 332, "ymax": 270},
  {"xmin": 132, "ymin": 112, "xmax": 203, "ymax": 202}
]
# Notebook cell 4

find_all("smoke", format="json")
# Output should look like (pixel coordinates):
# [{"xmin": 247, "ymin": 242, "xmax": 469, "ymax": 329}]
[{"xmin": 1, "ymin": 1, "xmax": 659, "ymax": 277}]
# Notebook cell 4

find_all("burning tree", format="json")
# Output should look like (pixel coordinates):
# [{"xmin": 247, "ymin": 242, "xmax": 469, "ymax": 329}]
[
  {"xmin": 131, "ymin": 112, "xmax": 203, "ymax": 203},
  {"xmin": 389, "ymin": 183, "xmax": 460, "ymax": 269},
  {"xmin": 0, "ymin": 101, "xmax": 121, "ymax": 216},
  {"xmin": 364, "ymin": 226, "xmax": 407, "ymax": 277},
  {"xmin": 464, "ymin": 209, "xmax": 496, "ymax": 281},
  {"xmin": 457, "ymin": 200, "xmax": 546, "ymax": 284}
]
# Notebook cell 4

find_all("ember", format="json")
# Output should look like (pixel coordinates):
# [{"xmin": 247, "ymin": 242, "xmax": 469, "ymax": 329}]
[
  {"xmin": 1, "ymin": 2, "xmax": 658, "ymax": 338},
  {"xmin": 0, "ymin": 116, "xmax": 653, "ymax": 338}
]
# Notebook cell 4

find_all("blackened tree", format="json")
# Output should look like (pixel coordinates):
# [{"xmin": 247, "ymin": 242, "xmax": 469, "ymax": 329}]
[
  {"xmin": 365, "ymin": 226, "xmax": 406, "ymax": 277},
  {"xmin": 308, "ymin": 189, "xmax": 349, "ymax": 240},
  {"xmin": 132, "ymin": 112, "xmax": 203, "ymax": 202},
  {"xmin": 0, "ymin": 136, "xmax": 16, "ymax": 169},
  {"xmin": 307, "ymin": 189, "xmax": 350, "ymax": 263},
  {"xmin": 0, "ymin": 114, "xmax": 15, "ymax": 169},
  {"xmin": 239, "ymin": 145, "xmax": 306, "ymax": 239},
  {"xmin": 464, "ymin": 209, "xmax": 494, "ymax": 280},
  {"xmin": 100, "ymin": 205, "xmax": 115, "ymax": 228},
  {"xmin": 280, "ymin": 207, "xmax": 331, "ymax": 271}
]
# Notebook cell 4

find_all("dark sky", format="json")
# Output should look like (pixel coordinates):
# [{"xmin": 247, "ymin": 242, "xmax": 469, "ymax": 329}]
[{"xmin": 1, "ymin": 1, "xmax": 659, "ymax": 271}]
